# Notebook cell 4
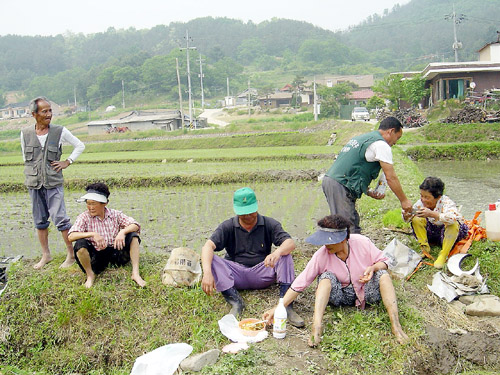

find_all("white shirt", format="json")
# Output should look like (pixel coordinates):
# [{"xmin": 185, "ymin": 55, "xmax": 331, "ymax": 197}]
[
  {"xmin": 21, "ymin": 125, "xmax": 85, "ymax": 162},
  {"xmin": 365, "ymin": 140, "xmax": 393, "ymax": 164}
]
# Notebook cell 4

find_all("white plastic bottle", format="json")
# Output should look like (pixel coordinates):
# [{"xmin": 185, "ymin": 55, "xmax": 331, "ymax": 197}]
[
  {"xmin": 273, "ymin": 298, "xmax": 287, "ymax": 339},
  {"xmin": 373, "ymin": 173, "xmax": 387, "ymax": 195}
]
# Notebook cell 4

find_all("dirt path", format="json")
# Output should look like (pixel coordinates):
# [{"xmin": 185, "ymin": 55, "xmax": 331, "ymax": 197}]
[{"xmin": 200, "ymin": 108, "xmax": 230, "ymax": 127}]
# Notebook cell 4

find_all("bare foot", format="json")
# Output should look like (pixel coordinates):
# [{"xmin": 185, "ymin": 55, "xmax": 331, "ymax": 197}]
[
  {"xmin": 84, "ymin": 274, "xmax": 95, "ymax": 288},
  {"xmin": 132, "ymin": 273, "xmax": 146, "ymax": 287},
  {"xmin": 59, "ymin": 256, "xmax": 76, "ymax": 269},
  {"xmin": 33, "ymin": 255, "xmax": 53, "ymax": 270},
  {"xmin": 392, "ymin": 325, "xmax": 409, "ymax": 345},
  {"xmin": 308, "ymin": 324, "xmax": 322, "ymax": 347}
]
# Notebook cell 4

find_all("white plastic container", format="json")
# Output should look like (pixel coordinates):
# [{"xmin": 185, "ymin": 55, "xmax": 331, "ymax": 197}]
[
  {"xmin": 273, "ymin": 298, "xmax": 287, "ymax": 339},
  {"xmin": 485, "ymin": 204, "xmax": 500, "ymax": 241}
]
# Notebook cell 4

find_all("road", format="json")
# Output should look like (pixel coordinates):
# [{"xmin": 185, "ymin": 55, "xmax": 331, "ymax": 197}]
[{"xmin": 199, "ymin": 109, "xmax": 229, "ymax": 127}]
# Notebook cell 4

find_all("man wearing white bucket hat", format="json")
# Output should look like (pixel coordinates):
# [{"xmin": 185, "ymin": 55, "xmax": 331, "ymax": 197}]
[
  {"xmin": 68, "ymin": 182, "xmax": 146, "ymax": 288},
  {"xmin": 201, "ymin": 187, "xmax": 304, "ymax": 327}
]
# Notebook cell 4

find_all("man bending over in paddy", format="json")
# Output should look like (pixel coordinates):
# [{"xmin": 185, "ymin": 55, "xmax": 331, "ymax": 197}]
[{"xmin": 68, "ymin": 182, "xmax": 146, "ymax": 288}]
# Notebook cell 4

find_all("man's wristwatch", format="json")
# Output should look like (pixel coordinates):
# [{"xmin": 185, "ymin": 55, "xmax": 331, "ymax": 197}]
[{"xmin": 67, "ymin": 158, "xmax": 73, "ymax": 165}]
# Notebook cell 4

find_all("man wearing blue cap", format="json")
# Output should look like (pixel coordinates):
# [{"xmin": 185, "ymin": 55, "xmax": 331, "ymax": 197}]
[{"xmin": 201, "ymin": 187, "xmax": 304, "ymax": 327}]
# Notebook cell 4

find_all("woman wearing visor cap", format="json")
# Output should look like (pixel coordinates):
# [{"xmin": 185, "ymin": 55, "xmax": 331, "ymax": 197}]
[{"xmin": 263, "ymin": 214, "xmax": 408, "ymax": 346}]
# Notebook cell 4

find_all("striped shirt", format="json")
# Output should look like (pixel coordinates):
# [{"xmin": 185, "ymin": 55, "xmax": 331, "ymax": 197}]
[{"xmin": 69, "ymin": 207, "xmax": 140, "ymax": 248}]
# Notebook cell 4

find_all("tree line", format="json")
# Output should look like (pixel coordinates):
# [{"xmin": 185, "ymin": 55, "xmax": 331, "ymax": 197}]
[{"xmin": 0, "ymin": 0, "xmax": 497, "ymax": 109}]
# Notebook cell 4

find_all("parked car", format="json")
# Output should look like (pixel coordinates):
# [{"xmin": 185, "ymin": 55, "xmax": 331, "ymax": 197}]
[{"xmin": 351, "ymin": 107, "xmax": 370, "ymax": 121}]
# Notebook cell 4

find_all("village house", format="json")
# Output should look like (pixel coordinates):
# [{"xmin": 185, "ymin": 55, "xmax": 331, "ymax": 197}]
[
  {"xmin": 348, "ymin": 89, "xmax": 375, "ymax": 106},
  {"xmin": 396, "ymin": 38, "xmax": 500, "ymax": 107},
  {"xmin": 235, "ymin": 88, "xmax": 258, "ymax": 106},
  {"xmin": 313, "ymin": 75, "xmax": 374, "ymax": 89},
  {"xmin": 86, "ymin": 110, "xmax": 185, "ymax": 135},
  {"xmin": 0, "ymin": 101, "xmax": 30, "ymax": 119},
  {"xmin": 1, "ymin": 100, "xmax": 63, "ymax": 119},
  {"xmin": 257, "ymin": 92, "xmax": 293, "ymax": 109}
]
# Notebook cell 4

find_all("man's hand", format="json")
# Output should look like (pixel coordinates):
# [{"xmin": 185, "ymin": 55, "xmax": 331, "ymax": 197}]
[
  {"xmin": 367, "ymin": 189, "xmax": 385, "ymax": 200},
  {"xmin": 400, "ymin": 198, "xmax": 413, "ymax": 213},
  {"xmin": 92, "ymin": 233, "xmax": 107, "ymax": 251},
  {"xmin": 114, "ymin": 230, "xmax": 126, "ymax": 250},
  {"xmin": 264, "ymin": 252, "xmax": 281, "ymax": 268},
  {"xmin": 202, "ymin": 272, "xmax": 216, "ymax": 296},
  {"xmin": 51, "ymin": 160, "xmax": 70, "ymax": 172}
]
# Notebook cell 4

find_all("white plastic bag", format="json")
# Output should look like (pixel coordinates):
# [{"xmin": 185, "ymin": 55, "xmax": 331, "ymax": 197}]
[
  {"xmin": 382, "ymin": 238, "xmax": 421, "ymax": 278},
  {"xmin": 218, "ymin": 314, "xmax": 268, "ymax": 343},
  {"xmin": 130, "ymin": 343, "xmax": 193, "ymax": 375}
]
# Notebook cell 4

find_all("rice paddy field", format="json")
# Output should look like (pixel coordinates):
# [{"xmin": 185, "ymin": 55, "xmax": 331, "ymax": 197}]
[
  {"xmin": 1, "ymin": 181, "xmax": 327, "ymax": 259},
  {"xmin": 0, "ymin": 120, "xmax": 412, "ymax": 260},
  {"xmin": 3, "ymin": 118, "xmax": 500, "ymax": 375}
]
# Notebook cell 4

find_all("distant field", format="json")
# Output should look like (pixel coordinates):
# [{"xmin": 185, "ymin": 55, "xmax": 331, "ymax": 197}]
[
  {"xmin": 0, "ymin": 145, "xmax": 335, "ymax": 165},
  {"xmin": 0, "ymin": 158, "xmax": 331, "ymax": 185}
]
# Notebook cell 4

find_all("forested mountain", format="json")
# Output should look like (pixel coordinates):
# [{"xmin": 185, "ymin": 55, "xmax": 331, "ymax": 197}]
[
  {"xmin": 341, "ymin": 0, "xmax": 500, "ymax": 69},
  {"xmin": 0, "ymin": 0, "xmax": 497, "ymax": 109}
]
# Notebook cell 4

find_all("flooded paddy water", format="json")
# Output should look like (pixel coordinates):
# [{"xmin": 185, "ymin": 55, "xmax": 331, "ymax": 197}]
[
  {"xmin": 416, "ymin": 159, "xmax": 500, "ymax": 220},
  {"xmin": 1, "ymin": 181, "xmax": 328, "ymax": 259},
  {"xmin": 3, "ymin": 159, "xmax": 498, "ymax": 260}
]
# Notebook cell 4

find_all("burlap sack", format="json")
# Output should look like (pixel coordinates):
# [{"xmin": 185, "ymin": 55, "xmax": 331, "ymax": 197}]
[{"xmin": 162, "ymin": 247, "xmax": 202, "ymax": 287}]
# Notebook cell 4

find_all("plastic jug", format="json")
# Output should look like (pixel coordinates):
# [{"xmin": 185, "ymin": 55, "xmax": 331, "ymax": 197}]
[
  {"xmin": 485, "ymin": 204, "xmax": 500, "ymax": 241},
  {"xmin": 273, "ymin": 298, "xmax": 287, "ymax": 339}
]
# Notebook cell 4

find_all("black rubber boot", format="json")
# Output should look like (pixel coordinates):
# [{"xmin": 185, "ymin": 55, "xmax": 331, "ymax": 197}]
[
  {"xmin": 221, "ymin": 287, "xmax": 245, "ymax": 318},
  {"xmin": 279, "ymin": 283, "xmax": 305, "ymax": 328}
]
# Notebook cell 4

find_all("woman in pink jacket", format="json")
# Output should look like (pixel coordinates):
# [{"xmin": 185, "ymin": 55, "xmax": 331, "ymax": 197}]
[{"xmin": 263, "ymin": 214, "xmax": 408, "ymax": 347}]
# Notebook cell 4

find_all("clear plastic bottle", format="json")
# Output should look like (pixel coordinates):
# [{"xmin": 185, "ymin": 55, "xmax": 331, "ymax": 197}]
[
  {"xmin": 273, "ymin": 298, "xmax": 287, "ymax": 339},
  {"xmin": 373, "ymin": 173, "xmax": 387, "ymax": 195}
]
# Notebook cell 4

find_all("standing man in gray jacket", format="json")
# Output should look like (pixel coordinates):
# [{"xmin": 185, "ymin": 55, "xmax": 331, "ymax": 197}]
[{"xmin": 21, "ymin": 97, "xmax": 85, "ymax": 269}]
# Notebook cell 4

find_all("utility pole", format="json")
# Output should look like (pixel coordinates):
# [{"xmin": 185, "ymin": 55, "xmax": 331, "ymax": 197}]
[
  {"xmin": 313, "ymin": 77, "xmax": 318, "ymax": 121},
  {"xmin": 121, "ymin": 80, "xmax": 125, "ymax": 109},
  {"xmin": 198, "ymin": 53, "xmax": 205, "ymax": 110},
  {"xmin": 226, "ymin": 77, "xmax": 230, "ymax": 97},
  {"xmin": 247, "ymin": 80, "xmax": 251, "ymax": 116},
  {"xmin": 180, "ymin": 30, "xmax": 196, "ymax": 127},
  {"xmin": 445, "ymin": 6, "xmax": 466, "ymax": 62},
  {"xmin": 176, "ymin": 58, "xmax": 185, "ymax": 130},
  {"xmin": 73, "ymin": 86, "xmax": 77, "ymax": 108}
]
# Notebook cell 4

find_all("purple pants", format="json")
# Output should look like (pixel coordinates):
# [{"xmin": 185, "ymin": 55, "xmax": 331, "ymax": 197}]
[{"xmin": 211, "ymin": 254, "xmax": 295, "ymax": 292}]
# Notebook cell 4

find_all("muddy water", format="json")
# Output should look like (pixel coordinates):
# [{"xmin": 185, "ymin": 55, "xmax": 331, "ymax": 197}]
[
  {"xmin": 0, "ymin": 182, "xmax": 327, "ymax": 259},
  {"xmin": 416, "ymin": 160, "xmax": 500, "ymax": 220}
]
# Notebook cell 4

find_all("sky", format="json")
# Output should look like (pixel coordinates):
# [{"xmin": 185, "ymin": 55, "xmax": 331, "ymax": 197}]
[{"xmin": 1, "ymin": 0, "xmax": 410, "ymax": 36}]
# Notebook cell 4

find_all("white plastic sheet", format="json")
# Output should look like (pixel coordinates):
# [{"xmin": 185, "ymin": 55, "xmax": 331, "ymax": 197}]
[
  {"xmin": 382, "ymin": 238, "xmax": 422, "ymax": 278},
  {"xmin": 218, "ymin": 314, "xmax": 268, "ymax": 343},
  {"xmin": 130, "ymin": 343, "xmax": 193, "ymax": 375},
  {"xmin": 427, "ymin": 269, "xmax": 489, "ymax": 303}
]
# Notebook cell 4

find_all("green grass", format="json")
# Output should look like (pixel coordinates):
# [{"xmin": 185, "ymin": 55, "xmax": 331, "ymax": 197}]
[
  {"xmin": 0, "ymin": 254, "xmax": 227, "ymax": 374},
  {"xmin": 0, "ymin": 145, "xmax": 335, "ymax": 165},
  {"xmin": 406, "ymin": 141, "xmax": 500, "ymax": 161},
  {"xmin": 422, "ymin": 122, "xmax": 500, "ymax": 143}
]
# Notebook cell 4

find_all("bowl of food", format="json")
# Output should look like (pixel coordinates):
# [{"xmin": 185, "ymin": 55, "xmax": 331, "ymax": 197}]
[{"xmin": 238, "ymin": 318, "xmax": 266, "ymax": 337}]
